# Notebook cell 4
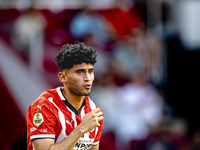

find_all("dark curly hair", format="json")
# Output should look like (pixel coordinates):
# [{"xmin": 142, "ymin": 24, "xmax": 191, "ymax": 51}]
[{"xmin": 55, "ymin": 43, "xmax": 97, "ymax": 71}]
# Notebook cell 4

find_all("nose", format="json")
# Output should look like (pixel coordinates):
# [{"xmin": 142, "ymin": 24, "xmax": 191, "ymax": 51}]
[{"xmin": 84, "ymin": 72, "xmax": 91, "ymax": 81}]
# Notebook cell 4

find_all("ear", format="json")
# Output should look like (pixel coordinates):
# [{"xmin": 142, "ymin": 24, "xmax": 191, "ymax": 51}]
[{"xmin": 58, "ymin": 72, "xmax": 67, "ymax": 83}]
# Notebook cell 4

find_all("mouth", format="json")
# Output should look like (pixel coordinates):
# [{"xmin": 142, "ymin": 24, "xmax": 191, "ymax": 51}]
[{"xmin": 84, "ymin": 84, "xmax": 91, "ymax": 89}]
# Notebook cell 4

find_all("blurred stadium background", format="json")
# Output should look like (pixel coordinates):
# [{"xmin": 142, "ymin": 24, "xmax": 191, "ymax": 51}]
[{"xmin": 1, "ymin": 0, "xmax": 200, "ymax": 149}]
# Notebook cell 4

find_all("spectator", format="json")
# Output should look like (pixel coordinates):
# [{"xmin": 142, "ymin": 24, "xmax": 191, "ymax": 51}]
[
  {"xmin": 12, "ymin": 7, "xmax": 47, "ymax": 73},
  {"xmin": 111, "ymin": 22, "xmax": 164, "ymax": 86},
  {"xmin": 114, "ymin": 71, "xmax": 165, "ymax": 150},
  {"xmin": 112, "ymin": 35, "xmax": 144, "ymax": 80},
  {"xmin": 130, "ymin": 24, "xmax": 163, "ymax": 85},
  {"xmin": 69, "ymin": 5, "xmax": 114, "ymax": 46}
]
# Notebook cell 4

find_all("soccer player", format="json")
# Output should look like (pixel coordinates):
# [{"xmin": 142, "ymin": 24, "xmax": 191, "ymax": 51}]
[{"xmin": 26, "ymin": 43, "xmax": 104, "ymax": 150}]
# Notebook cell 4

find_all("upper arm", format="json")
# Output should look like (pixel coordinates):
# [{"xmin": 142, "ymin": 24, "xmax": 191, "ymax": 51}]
[
  {"xmin": 33, "ymin": 139, "xmax": 55, "ymax": 150},
  {"xmin": 89, "ymin": 144, "xmax": 99, "ymax": 150},
  {"xmin": 27, "ymin": 101, "xmax": 57, "ymax": 149}
]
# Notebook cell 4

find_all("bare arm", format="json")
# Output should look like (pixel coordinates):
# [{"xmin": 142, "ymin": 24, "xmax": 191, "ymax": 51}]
[{"xmin": 32, "ymin": 108, "xmax": 103, "ymax": 150}]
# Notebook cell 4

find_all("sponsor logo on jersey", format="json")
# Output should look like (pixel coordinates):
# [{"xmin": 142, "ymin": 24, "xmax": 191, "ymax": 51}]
[
  {"xmin": 66, "ymin": 120, "xmax": 74, "ymax": 129},
  {"xmin": 33, "ymin": 112, "xmax": 44, "ymax": 127},
  {"xmin": 39, "ymin": 128, "xmax": 48, "ymax": 133},
  {"xmin": 30, "ymin": 127, "xmax": 38, "ymax": 132},
  {"xmin": 74, "ymin": 139, "xmax": 92, "ymax": 150},
  {"xmin": 37, "ymin": 104, "xmax": 44, "ymax": 111},
  {"xmin": 30, "ymin": 127, "xmax": 47, "ymax": 133}
]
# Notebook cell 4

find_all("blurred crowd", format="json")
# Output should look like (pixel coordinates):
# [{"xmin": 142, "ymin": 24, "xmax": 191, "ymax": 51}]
[{"xmin": 1, "ymin": 0, "xmax": 200, "ymax": 150}]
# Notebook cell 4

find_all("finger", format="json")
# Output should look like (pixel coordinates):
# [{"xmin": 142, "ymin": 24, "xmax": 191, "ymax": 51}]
[
  {"xmin": 97, "ymin": 116, "xmax": 104, "ymax": 122},
  {"xmin": 96, "ymin": 118, "xmax": 104, "ymax": 127},
  {"xmin": 93, "ymin": 108, "xmax": 100, "ymax": 113},
  {"xmin": 95, "ymin": 111, "xmax": 103, "ymax": 117}
]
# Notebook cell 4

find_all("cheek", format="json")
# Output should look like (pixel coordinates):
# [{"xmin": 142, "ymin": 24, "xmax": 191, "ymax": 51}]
[{"xmin": 68, "ymin": 76, "xmax": 82, "ymax": 86}]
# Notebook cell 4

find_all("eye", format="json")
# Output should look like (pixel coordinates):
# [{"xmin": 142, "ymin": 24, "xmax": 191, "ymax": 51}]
[
  {"xmin": 77, "ymin": 71, "xmax": 83, "ymax": 74},
  {"xmin": 89, "ymin": 70, "xmax": 94, "ymax": 74}
]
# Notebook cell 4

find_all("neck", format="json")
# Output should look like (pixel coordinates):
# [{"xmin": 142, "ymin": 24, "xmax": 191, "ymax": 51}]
[{"xmin": 62, "ymin": 86, "xmax": 85, "ymax": 110}]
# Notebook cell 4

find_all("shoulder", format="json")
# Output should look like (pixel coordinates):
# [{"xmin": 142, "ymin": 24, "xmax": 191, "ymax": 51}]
[
  {"xmin": 27, "ymin": 88, "xmax": 59, "ymax": 113},
  {"xmin": 26, "ymin": 88, "xmax": 62, "ymax": 129}
]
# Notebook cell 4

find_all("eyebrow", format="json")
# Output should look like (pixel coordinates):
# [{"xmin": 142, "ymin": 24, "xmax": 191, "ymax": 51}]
[
  {"xmin": 89, "ymin": 68, "xmax": 94, "ymax": 71},
  {"xmin": 76, "ymin": 69, "xmax": 85, "ymax": 72},
  {"xmin": 75, "ymin": 68, "xmax": 94, "ymax": 72}
]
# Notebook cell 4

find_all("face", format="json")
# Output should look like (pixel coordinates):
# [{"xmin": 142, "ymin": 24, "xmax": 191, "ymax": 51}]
[{"xmin": 64, "ymin": 63, "xmax": 94, "ymax": 96}]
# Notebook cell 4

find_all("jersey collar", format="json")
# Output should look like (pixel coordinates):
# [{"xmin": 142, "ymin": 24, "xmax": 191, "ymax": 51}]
[
  {"xmin": 57, "ymin": 86, "xmax": 86, "ymax": 116},
  {"xmin": 57, "ymin": 86, "xmax": 65, "ymax": 100}
]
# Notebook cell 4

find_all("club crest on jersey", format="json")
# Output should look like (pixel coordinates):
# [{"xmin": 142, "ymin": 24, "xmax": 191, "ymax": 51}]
[{"xmin": 33, "ymin": 112, "xmax": 44, "ymax": 127}]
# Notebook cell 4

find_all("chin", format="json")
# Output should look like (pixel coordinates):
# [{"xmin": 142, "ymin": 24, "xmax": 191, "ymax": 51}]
[
  {"xmin": 83, "ymin": 89, "xmax": 91, "ymax": 96},
  {"xmin": 75, "ymin": 91, "xmax": 91, "ymax": 96},
  {"xmin": 83, "ymin": 92, "xmax": 91, "ymax": 96}
]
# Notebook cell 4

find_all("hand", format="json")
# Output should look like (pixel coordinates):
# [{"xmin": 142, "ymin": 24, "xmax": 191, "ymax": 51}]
[{"xmin": 79, "ymin": 108, "xmax": 103, "ymax": 133}]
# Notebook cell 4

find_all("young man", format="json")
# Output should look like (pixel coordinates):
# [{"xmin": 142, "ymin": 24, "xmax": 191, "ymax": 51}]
[{"xmin": 26, "ymin": 43, "xmax": 104, "ymax": 150}]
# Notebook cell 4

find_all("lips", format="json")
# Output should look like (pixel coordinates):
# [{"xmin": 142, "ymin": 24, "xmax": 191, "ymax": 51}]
[{"xmin": 84, "ymin": 84, "xmax": 91, "ymax": 89}]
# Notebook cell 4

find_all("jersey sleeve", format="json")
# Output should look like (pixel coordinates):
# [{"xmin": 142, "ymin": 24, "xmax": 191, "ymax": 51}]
[
  {"xmin": 92, "ymin": 108, "xmax": 104, "ymax": 146},
  {"xmin": 26, "ymin": 100, "xmax": 57, "ymax": 141}
]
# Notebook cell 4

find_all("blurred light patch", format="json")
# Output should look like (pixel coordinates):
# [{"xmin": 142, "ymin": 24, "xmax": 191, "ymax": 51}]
[{"xmin": 178, "ymin": 0, "xmax": 200, "ymax": 50}]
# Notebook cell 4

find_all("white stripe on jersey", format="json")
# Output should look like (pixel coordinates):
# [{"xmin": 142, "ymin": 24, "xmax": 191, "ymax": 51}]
[
  {"xmin": 48, "ymin": 97, "xmax": 67, "ymax": 143},
  {"xmin": 80, "ymin": 106, "xmax": 85, "ymax": 120},
  {"xmin": 30, "ymin": 134, "xmax": 55, "ymax": 140},
  {"xmin": 57, "ymin": 87, "xmax": 65, "ymax": 100},
  {"xmin": 88, "ymin": 97, "xmax": 97, "ymax": 110}
]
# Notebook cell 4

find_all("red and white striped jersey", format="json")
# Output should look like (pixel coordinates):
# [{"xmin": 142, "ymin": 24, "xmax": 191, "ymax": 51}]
[{"xmin": 26, "ymin": 87, "xmax": 104, "ymax": 150}]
